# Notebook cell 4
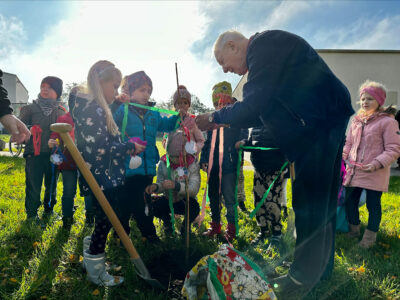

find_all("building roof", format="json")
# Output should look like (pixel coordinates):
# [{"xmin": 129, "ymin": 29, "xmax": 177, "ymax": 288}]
[{"xmin": 3, "ymin": 71, "xmax": 29, "ymax": 94}]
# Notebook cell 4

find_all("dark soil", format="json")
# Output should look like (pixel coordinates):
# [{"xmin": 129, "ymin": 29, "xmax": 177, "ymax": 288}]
[{"xmin": 146, "ymin": 248, "xmax": 205, "ymax": 299}]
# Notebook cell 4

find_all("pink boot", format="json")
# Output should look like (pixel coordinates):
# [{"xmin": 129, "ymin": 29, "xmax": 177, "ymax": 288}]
[
  {"xmin": 224, "ymin": 223, "xmax": 236, "ymax": 242},
  {"xmin": 203, "ymin": 221, "xmax": 221, "ymax": 237}
]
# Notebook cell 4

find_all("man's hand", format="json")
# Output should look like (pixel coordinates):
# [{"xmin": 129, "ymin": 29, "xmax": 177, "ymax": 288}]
[
  {"xmin": 235, "ymin": 140, "xmax": 245, "ymax": 149},
  {"xmin": 162, "ymin": 180, "xmax": 175, "ymax": 190},
  {"xmin": 0, "ymin": 114, "xmax": 31, "ymax": 144},
  {"xmin": 201, "ymin": 163, "xmax": 208, "ymax": 172},
  {"xmin": 145, "ymin": 184, "xmax": 158, "ymax": 194},
  {"xmin": 195, "ymin": 113, "xmax": 215, "ymax": 131}
]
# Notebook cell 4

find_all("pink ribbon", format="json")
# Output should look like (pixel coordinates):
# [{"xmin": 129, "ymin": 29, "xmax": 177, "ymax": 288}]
[{"xmin": 193, "ymin": 129, "xmax": 217, "ymax": 226}]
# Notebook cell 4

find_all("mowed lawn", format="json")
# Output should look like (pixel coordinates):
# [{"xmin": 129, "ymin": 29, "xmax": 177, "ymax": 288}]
[{"xmin": 0, "ymin": 150, "xmax": 399, "ymax": 299}]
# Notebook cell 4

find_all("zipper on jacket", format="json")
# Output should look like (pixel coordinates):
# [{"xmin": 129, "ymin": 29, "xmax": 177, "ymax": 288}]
[
  {"xmin": 143, "ymin": 122, "xmax": 147, "ymax": 175},
  {"xmin": 132, "ymin": 107, "xmax": 148, "ymax": 175},
  {"xmin": 360, "ymin": 121, "xmax": 366, "ymax": 163},
  {"xmin": 277, "ymin": 99, "xmax": 306, "ymax": 127}
]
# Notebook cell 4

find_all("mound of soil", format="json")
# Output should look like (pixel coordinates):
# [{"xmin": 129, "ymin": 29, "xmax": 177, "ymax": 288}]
[{"xmin": 146, "ymin": 249, "xmax": 204, "ymax": 299}]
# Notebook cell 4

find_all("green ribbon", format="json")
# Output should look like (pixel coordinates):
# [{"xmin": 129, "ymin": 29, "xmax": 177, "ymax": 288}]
[
  {"xmin": 249, "ymin": 161, "xmax": 289, "ymax": 219},
  {"xmin": 120, "ymin": 102, "xmax": 180, "ymax": 139},
  {"xmin": 207, "ymin": 258, "xmax": 227, "ymax": 300},
  {"xmin": 166, "ymin": 154, "xmax": 176, "ymax": 235},
  {"xmin": 121, "ymin": 103, "xmax": 129, "ymax": 139},
  {"xmin": 128, "ymin": 102, "xmax": 179, "ymax": 115},
  {"xmin": 234, "ymin": 146, "xmax": 278, "ymax": 236}
]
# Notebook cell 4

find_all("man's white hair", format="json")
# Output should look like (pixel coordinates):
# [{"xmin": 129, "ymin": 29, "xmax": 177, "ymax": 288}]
[{"xmin": 213, "ymin": 30, "xmax": 247, "ymax": 53}]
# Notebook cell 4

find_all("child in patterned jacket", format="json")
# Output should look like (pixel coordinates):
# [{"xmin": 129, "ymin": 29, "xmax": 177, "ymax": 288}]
[{"xmin": 70, "ymin": 60, "xmax": 144, "ymax": 287}]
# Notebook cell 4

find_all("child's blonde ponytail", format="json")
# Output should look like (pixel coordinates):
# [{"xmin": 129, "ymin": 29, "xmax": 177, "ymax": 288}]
[{"xmin": 87, "ymin": 60, "xmax": 121, "ymax": 136}]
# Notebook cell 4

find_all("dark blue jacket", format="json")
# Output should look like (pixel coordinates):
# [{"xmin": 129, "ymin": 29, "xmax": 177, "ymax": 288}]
[
  {"xmin": 113, "ymin": 103, "xmax": 178, "ymax": 177},
  {"xmin": 245, "ymin": 126, "xmax": 287, "ymax": 172},
  {"xmin": 213, "ymin": 30, "xmax": 354, "ymax": 162},
  {"xmin": 200, "ymin": 127, "xmax": 248, "ymax": 174},
  {"xmin": 0, "ymin": 69, "xmax": 13, "ymax": 118},
  {"xmin": 69, "ymin": 93, "xmax": 133, "ymax": 193}
]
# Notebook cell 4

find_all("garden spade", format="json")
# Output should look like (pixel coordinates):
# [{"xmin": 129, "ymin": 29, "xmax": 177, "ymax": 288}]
[{"xmin": 50, "ymin": 123, "xmax": 165, "ymax": 290}]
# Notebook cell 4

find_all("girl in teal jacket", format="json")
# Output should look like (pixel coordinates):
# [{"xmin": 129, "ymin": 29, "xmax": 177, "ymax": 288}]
[{"xmin": 113, "ymin": 71, "xmax": 179, "ymax": 241}]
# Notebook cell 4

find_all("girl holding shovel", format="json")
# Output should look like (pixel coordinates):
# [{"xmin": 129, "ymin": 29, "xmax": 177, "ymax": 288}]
[{"xmin": 69, "ymin": 60, "xmax": 144, "ymax": 286}]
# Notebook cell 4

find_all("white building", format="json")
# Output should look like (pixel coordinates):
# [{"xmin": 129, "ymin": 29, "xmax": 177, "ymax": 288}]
[
  {"xmin": 233, "ymin": 49, "xmax": 400, "ymax": 112},
  {"xmin": 2, "ymin": 71, "xmax": 29, "ymax": 116}
]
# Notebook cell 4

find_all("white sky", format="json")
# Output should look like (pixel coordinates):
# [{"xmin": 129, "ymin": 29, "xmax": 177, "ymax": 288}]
[
  {"xmin": 1, "ymin": 1, "xmax": 400, "ymax": 108},
  {"xmin": 1, "ymin": 2, "xmax": 221, "ymax": 106}
]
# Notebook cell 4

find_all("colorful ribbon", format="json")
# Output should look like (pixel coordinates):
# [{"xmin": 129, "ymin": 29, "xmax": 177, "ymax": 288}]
[
  {"xmin": 48, "ymin": 145, "xmax": 65, "ymax": 209},
  {"xmin": 207, "ymin": 258, "xmax": 227, "ymax": 300},
  {"xmin": 194, "ymin": 129, "xmax": 217, "ymax": 227}
]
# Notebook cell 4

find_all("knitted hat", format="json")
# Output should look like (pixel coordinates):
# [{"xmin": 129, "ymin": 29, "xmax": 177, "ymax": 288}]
[
  {"xmin": 360, "ymin": 86, "xmax": 386, "ymax": 106},
  {"xmin": 41, "ymin": 76, "xmax": 63, "ymax": 99},
  {"xmin": 121, "ymin": 71, "xmax": 153, "ymax": 95},
  {"xmin": 166, "ymin": 130, "xmax": 186, "ymax": 157},
  {"xmin": 212, "ymin": 81, "xmax": 232, "ymax": 105},
  {"xmin": 173, "ymin": 85, "xmax": 191, "ymax": 106}
]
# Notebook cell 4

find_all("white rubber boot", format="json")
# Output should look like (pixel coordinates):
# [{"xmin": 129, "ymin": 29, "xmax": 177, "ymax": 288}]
[
  {"xmin": 83, "ymin": 250, "xmax": 123, "ymax": 286},
  {"xmin": 82, "ymin": 236, "xmax": 92, "ymax": 270}
]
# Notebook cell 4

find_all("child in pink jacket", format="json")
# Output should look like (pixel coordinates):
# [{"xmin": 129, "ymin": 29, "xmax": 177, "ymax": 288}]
[
  {"xmin": 343, "ymin": 80, "xmax": 400, "ymax": 248},
  {"xmin": 171, "ymin": 85, "xmax": 204, "ymax": 156}
]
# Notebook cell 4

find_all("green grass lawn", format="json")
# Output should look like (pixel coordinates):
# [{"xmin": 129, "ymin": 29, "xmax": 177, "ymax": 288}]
[
  {"xmin": 0, "ymin": 135, "xmax": 23, "ymax": 154},
  {"xmin": 0, "ymin": 135, "xmax": 10, "ymax": 143},
  {"xmin": 0, "ymin": 155, "xmax": 399, "ymax": 299}
]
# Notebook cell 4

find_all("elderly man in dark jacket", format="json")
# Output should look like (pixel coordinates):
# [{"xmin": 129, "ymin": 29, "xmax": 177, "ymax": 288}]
[{"xmin": 196, "ymin": 30, "xmax": 354, "ymax": 296}]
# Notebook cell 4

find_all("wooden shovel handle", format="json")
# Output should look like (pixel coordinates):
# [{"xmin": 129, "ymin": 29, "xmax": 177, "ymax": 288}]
[
  {"xmin": 50, "ymin": 123, "xmax": 140, "ymax": 260},
  {"xmin": 290, "ymin": 162, "xmax": 295, "ymax": 182}
]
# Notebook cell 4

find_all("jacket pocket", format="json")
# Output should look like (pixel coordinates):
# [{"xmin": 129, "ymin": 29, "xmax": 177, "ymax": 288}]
[{"xmin": 276, "ymin": 98, "xmax": 306, "ymax": 127}]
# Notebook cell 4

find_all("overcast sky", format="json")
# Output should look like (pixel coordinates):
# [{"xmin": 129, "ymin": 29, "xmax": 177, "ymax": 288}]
[{"xmin": 1, "ymin": 1, "xmax": 399, "ymax": 107}]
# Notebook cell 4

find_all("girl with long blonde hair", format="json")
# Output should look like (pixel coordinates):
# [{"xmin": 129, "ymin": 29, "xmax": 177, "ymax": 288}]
[{"xmin": 70, "ymin": 60, "xmax": 144, "ymax": 286}]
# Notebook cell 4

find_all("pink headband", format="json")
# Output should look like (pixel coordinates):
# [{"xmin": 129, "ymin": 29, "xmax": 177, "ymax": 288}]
[{"xmin": 360, "ymin": 86, "xmax": 386, "ymax": 106}]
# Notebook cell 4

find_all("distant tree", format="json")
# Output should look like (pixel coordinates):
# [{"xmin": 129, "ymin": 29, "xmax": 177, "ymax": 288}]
[
  {"xmin": 190, "ymin": 95, "xmax": 213, "ymax": 114},
  {"xmin": 156, "ymin": 98, "xmax": 173, "ymax": 110},
  {"xmin": 156, "ymin": 96, "xmax": 174, "ymax": 111},
  {"xmin": 61, "ymin": 82, "xmax": 80, "ymax": 108}
]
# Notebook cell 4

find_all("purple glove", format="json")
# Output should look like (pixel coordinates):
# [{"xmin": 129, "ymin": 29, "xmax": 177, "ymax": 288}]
[{"xmin": 128, "ymin": 137, "xmax": 147, "ymax": 146}]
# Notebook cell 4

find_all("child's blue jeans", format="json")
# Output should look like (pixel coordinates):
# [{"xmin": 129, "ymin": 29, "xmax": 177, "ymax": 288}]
[
  {"xmin": 208, "ymin": 169, "xmax": 237, "ymax": 224},
  {"xmin": 60, "ymin": 169, "xmax": 78, "ymax": 218}
]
